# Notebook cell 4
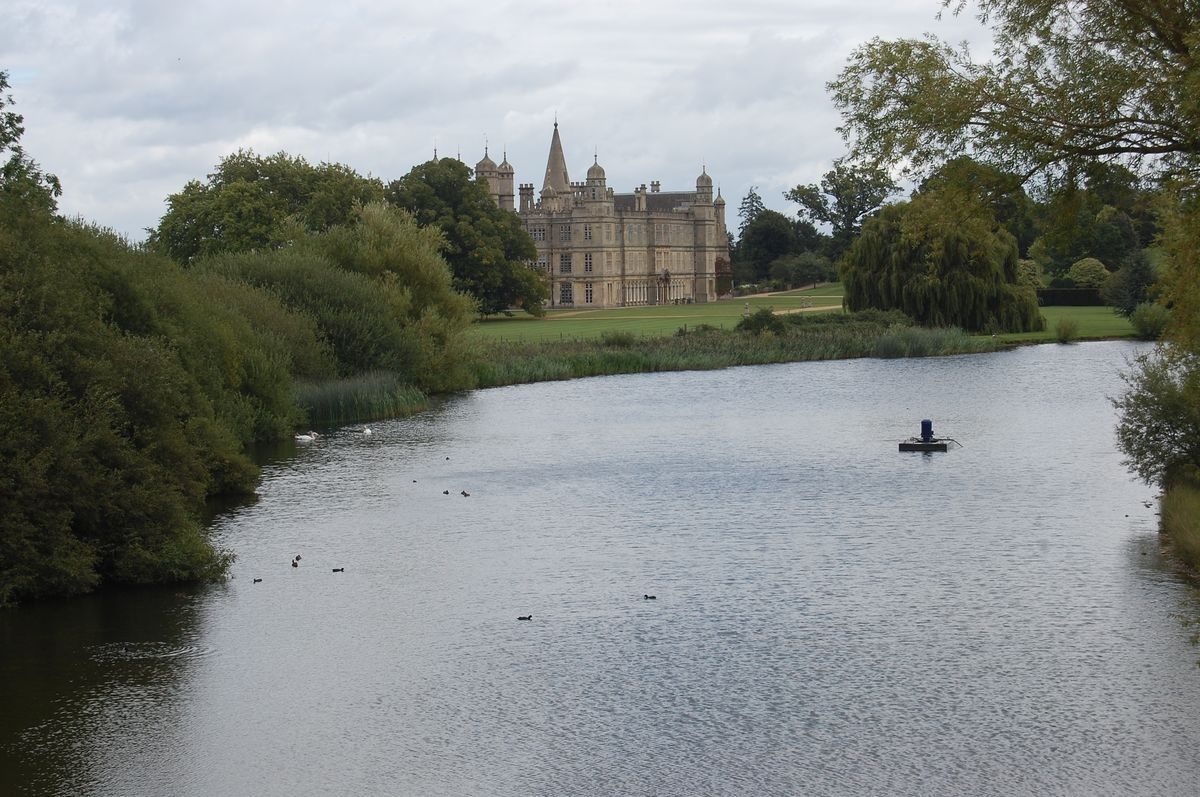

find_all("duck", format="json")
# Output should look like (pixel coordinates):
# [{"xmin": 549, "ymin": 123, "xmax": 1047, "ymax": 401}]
[
  {"xmin": 291, "ymin": 560, "xmax": 298, "ymax": 568},
  {"xmin": 643, "ymin": 594, "xmax": 656, "ymax": 600},
  {"xmin": 252, "ymin": 578, "xmax": 263, "ymax": 583},
  {"xmin": 443, "ymin": 490, "xmax": 450, "ymax": 495},
  {"xmin": 332, "ymin": 567, "xmax": 345, "ymax": 573},
  {"xmin": 461, "ymin": 490, "xmax": 470, "ymax": 497},
  {"xmin": 517, "ymin": 615, "xmax": 532, "ymax": 621}
]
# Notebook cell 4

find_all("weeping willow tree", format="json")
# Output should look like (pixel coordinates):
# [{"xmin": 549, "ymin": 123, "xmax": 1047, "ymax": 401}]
[{"xmin": 841, "ymin": 186, "xmax": 1043, "ymax": 333}]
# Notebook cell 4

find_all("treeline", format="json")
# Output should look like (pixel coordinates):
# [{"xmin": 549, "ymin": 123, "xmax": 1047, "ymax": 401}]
[
  {"xmin": 1, "ymin": 194, "xmax": 475, "ymax": 604},
  {"xmin": 1, "ymin": 71, "xmax": 489, "ymax": 603},
  {"xmin": 731, "ymin": 155, "xmax": 1165, "ymax": 334}
]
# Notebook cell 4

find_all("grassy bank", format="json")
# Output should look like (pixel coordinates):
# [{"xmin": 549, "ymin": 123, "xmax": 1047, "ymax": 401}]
[
  {"xmin": 1162, "ymin": 482, "xmax": 1200, "ymax": 574},
  {"xmin": 470, "ymin": 314, "xmax": 998, "ymax": 388}
]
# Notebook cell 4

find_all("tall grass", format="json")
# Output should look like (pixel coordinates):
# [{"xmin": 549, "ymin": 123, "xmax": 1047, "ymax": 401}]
[
  {"xmin": 1162, "ymin": 482, "xmax": 1200, "ymax": 573},
  {"xmin": 472, "ymin": 320, "xmax": 999, "ymax": 388},
  {"xmin": 295, "ymin": 371, "xmax": 429, "ymax": 427}
]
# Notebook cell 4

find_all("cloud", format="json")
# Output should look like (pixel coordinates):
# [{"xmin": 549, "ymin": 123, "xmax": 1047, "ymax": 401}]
[{"xmin": 6, "ymin": 0, "xmax": 994, "ymax": 238}]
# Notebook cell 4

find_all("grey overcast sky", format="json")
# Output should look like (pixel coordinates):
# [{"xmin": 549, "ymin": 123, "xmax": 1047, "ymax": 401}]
[{"xmin": 5, "ymin": 0, "xmax": 990, "ymax": 241}]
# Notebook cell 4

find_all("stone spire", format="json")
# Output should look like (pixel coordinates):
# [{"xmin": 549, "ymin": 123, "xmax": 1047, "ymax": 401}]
[{"xmin": 542, "ymin": 121, "xmax": 571, "ymax": 194}]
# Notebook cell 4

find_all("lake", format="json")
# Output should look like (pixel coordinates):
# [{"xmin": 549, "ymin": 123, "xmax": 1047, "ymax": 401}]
[{"xmin": 3, "ymin": 340, "xmax": 1198, "ymax": 796}]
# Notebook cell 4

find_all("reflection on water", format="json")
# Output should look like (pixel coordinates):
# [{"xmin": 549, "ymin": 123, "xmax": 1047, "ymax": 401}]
[{"xmin": 3, "ymin": 342, "xmax": 1200, "ymax": 796}]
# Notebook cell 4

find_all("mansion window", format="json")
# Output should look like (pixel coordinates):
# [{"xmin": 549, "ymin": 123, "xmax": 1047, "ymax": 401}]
[
  {"xmin": 560, "ymin": 283, "xmax": 574, "ymax": 304},
  {"xmin": 530, "ymin": 226, "xmax": 546, "ymax": 242},
  {"xmin": 584, "ymin": 224, "xmax": 593, "ymax": 241},
  {"xmin": 559, "ymin": 225, "xmax": 572, "ymax": 242},
  {"xmin": 536, "ymin": 255, "xmax": 548, "ymax": 271},
  {"xmin": 559, "ymin": 254, "xmax": 572, "ymax": 273},
  {"xmin": 584, "ymin": 253, "xmax": 593, "ymax": 273},
  {"xmin": 585, "ymin": 282, "xmax": 594, "ymax": 304}
]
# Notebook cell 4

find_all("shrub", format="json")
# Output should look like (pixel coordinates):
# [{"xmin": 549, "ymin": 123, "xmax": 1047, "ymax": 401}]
[
  {"xmin": 1067, "ymin": 257, "xmax": 1111, "ymax": 289},
  {"xmin": 600, "ymin": 330, "xmax": 638, "ymax": 348},
  {"xmin": 1055, "ymin": 317, "xmax": 1080, "ymax": 343},
  {"xmin": 1130, "ymin": 302, "xmax": 1171, "ymax": 340},
  {"xmin": 736, "ymin": 307, "xmax": 787, "ymax": 335}
]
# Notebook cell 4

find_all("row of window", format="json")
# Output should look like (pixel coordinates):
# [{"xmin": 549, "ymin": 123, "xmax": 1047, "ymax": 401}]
[
  {"xmin": 558, "ymin": 282, "xmax": 595, "ymax": 304},
  {"xmin": 530, "ymin": 223, "xmax": 697, "ymax": 244}
]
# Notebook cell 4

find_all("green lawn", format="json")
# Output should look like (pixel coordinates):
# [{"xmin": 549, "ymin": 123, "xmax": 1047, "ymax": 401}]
[
  {"xmin": 470, "ymin": 284, "xmax": 846, "ymax": 342},
  {"xmin": 995, "ymin": 305, "xmax": 1136, "ymax": 343},
  {"xmin": 470, "ymin": 284, "xmax": 1136, "ymax": 344}
]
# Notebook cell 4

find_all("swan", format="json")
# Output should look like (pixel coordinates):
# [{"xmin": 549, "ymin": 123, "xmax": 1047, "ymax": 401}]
[{"xmin": 295, "ymin": 431, "xmax": 320, "ymax": 442}]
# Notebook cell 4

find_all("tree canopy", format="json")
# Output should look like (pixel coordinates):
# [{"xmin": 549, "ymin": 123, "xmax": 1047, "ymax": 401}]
[
  {"xmin": 148, "ymin": 150, "xmax": 385, "ymax": 262},
  {"xmin": 386, "ymin": 158, "xmax": 546, "ymax": 316},
  {"xmin": 830, "ymin": 0, "xmax": 1200, "ymax": 180},
  {"xmin": 785, "ymin": 159, "xmax": 897, "ymax": 257},
  {"xmin": 841, "ymin": 186, "xmax": 1044, "ymax": 332}
]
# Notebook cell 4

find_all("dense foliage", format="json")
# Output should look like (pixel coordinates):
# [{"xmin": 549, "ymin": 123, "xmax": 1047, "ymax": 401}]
[
  {"xmin": 1, "ymin": 74, "xmax": 480, "ymax": 604},
  {"xmin": 1114, "ymin": 348, "xmax": 1200, "ymax": 486},
  {"xmin": 830, "ymin": 0, "xmax": 1200, "ymax": 180},
  {"xmin": 386, "ymin": 158, "xmax": 547, "ymax": 317},
  {"xmin": 785, "ymin": 159, "xmax": 897, "ymax": 258},
  {"xmin": 148, "ymin": 151, "xmax": 386, "ymax": 262},
  {"xmin": 841, "ymin": 193, "xmax": 1044, "ymax": 333}
]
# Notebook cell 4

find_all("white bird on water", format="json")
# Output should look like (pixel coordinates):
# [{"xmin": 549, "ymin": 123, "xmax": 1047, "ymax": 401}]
[{"xmin": 295, "ymin": 431, "xmax": 320, "ymax": 442}]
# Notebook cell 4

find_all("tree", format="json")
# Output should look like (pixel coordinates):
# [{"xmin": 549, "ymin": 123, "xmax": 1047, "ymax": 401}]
[
  {"xmin": 1114, "ymin": 347, "xmax": 1200, "ymax": 486},
  {"xmin": 919, "ymin": 157, "xmax": 1038, "ymax": 256},
  {"xmin": 840, "ymin": 187, "xmax": 1043, "ymax": 332},
  {"xmin": 1, "ymin": 70, "xmax": 60, "ymax": 213},
  {"xmin": 785, "ymin": 159, "xmax": 897, "ymax": 257},
  {"xmin": 386, "ymin": 158, "xmax": 546, "ymax": 317},
  {"xmin": 148, "ymin": 150, "xmax": 385, "ymax": 261},
  {"xmin": 736, "ymin": 210, "xmax": 798, "ymax": 282},
  {"xmin": 1104, "ymin": 250, "xmax": 1157, "ymax": 315},
  {"xmin": 829, "ymin": 1, "xmax": 1200, "ymax": 180},
  {"xmin": 737, "ymin": 186, "xmax": 766, "ymax": 236},
  {"xmin": 1067, "ymin": 257, "xmax": 1110, "ymax": 289}
]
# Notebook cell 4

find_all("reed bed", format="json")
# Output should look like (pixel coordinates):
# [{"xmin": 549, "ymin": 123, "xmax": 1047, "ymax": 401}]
[
  {"xmin": 1162, "ymin": 482, "xmax": 1200, "ymax": 573},
  {"xmin": 472, "ymin": 321, "xmax": 999, "ymax": 389},
  {"xmin": 295, "ymin": 371, "xmax": 429, "ymax": 427}
]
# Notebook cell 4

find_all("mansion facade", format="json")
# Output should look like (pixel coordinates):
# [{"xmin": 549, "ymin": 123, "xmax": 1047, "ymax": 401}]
[{"xmin": 474, "ymin": 123, "xmax": 729, "ymax": 309}]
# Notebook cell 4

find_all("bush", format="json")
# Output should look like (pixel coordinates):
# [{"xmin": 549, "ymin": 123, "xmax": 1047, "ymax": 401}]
[
  {"xmin": 1067, "ymin": 257, "xmax": 1111, "ymax": 289},
  {"xmin": 600, "ymin": 330, "xmax": 638, "ymax": 348},
  {"xmin": 736, "ymin": 307, "xmax": 788, "ymax": 335},
  {"xmin": 1113, "ymin": 347, "xmax": 1200, "ymax": 486},
  {"xmin": 1055, "ymin": 317, "xmax": 1080, "ymax": 343},
  {"xmin": 1130, "ymin": 302, "xmax": 1171, "ymax": 340}
]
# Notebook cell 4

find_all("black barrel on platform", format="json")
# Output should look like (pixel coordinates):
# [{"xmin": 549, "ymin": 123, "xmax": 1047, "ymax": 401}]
[{"xmin": 921, "ymin": 419, "xmax": 933, "ymax": 442}]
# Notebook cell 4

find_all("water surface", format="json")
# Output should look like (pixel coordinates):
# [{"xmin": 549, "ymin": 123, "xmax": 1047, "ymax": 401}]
[{"xmin": 3, "ymin": 341, "xmax": 1198, "ymax": 796}]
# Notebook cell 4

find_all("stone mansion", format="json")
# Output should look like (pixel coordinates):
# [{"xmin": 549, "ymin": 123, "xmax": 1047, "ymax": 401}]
[{"xmin": 474, "ymin": 123, "xmax": 729, "ymax": 309}]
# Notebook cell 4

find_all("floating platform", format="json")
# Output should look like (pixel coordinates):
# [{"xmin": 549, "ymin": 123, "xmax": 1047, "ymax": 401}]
[{"xmin": 899, "ymin": 440, "xmax": 949, "ymax": 452}]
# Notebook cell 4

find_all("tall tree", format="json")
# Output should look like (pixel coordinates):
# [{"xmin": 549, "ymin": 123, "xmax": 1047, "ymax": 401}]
[
  {"xmin": 1, "ymin": 70, "xmax": 60, "ymax": 212},
  {"xmin": 386, "ymin": 158, "xmax": 546, "ymax": 317},
  {"xmin": 841, "ymin": 186, "xmax": 1043, "ymax": 332},
  {"xmin": 148, "ymin": 150, "xmax": 385, "ymax": 261},
  {"xmin": 736, "ymin": 209, "xmax": 799, "ymax": 282},
  {"xmin": 919, "ymin": 157, "xmax": 1037, "ymax": 256},
  {"xmin": 737, "ymin": 186, "xmax": 767, "ymax": 236},
  {"xmin": 829, "ymin": 1, "xmax": 1200, "ymax": 180},
  {"xmin": 785, "ymin": 159, "xmax": 897, "ymax": 257}
]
